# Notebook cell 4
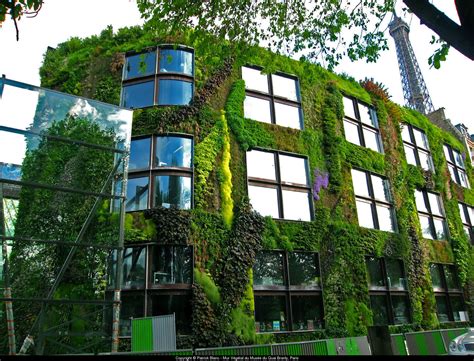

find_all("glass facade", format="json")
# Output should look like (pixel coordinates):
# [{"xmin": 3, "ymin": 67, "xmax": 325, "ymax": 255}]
[
  {"xmin": 443, "ymin": 144, "xmax": 470, "ymax": 188},
  {"xmin": 400, "ymin": 123, "xmax": 434, "ymax": 171},
  {"xmin": 458, "ymin": 202, "xmax": 474, "ymax": 244},
  {"xmin": 414, "ymin": 189, "xmax": 447, "ymax": 241}
]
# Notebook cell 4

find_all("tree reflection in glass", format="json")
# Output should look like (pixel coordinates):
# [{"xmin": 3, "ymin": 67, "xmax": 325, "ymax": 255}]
[{"xmin": 253, "ymin": 252, "xmax": 284, "ymax": 286}]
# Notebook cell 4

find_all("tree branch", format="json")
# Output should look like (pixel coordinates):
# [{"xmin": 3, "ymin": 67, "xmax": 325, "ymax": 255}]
[{"xmin": 403, "ymin": 0, "xmax": 474, "ymax": 60}]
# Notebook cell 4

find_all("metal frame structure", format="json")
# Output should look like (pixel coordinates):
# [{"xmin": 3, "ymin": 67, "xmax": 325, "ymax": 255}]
[
  {"xmin": 0, "ymin": 77, "xmax": 133, "ymax": 355},
  {"xmin": 389, "ymin": 14, "xmax": 435, "ymax": 115}
]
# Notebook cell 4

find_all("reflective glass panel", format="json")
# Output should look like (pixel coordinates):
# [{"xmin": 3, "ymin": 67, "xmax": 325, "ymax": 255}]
[
  {"xmin": 274, "ymin": 102, "xmax": 302, "ymax": 129},
  {"xmin": 444, "ymin": 265, "xmax": 460, "ymax": 290},
  {"xmin": 242, "ymin": 66, "xmax": 269, "ymax": 93},
  {"xmin": 392, "ymin": 296, "xmax": 410, "ymax": 324},
  {"xmin": 430, "ymin": 264, "xmax": 444, "ymax": 290},
  {"xmin": 122, "ymin": 247, "xmax": 146, "ymax": 289},
  {"xmin": 419, "ymin": 214, "xmax": 433, "ymax": 239},
  {"xmin": 415, "ymin": 190, "xmax": 428, "ymax": 213},
  {"xmin": 454, "ymin": 150, "xmax": 465, "ymax": 168},
  {"xmin": 450, "ymin": 295, "xmax": 466, "ymax": 322},
  {"xmin": 459, "ymin": 170, "xmax": 469, "ymax": 188},
  {"xmin": 158, "ymin": 79, "xmax": 193, "ymax": 105},
  {"xmin": 363, "ymin": 127, "xmax": 381, "ymax": 152},
  {"xmin": 122, "ymin": 81, "xmax": 155, "ymax": 109},
  {"xmin": 154, "ymin": 175, "xmax": 192, "ymax": 209},
  {"xmin": 413, "ymin": 128, "xmax": 429, "ymax": 150},
  {"xmin": 359, "ymin": 103, "xmax": 376, "ymax": 127},
  {"xmin": 435, "ymin": 295, "xmax": 449, "ymax": 323},
  {"xmin": 129, "ymin": 137, "xmax": 151, "ymax": 170},
  {"xmin": 253, "ymin": 252, "xmax": 284, "ymax": 286},
  {"xmin": 254, "ymin": 296, "xmax": 288, "ymax": 332},
  {"xmin": 377, "ymin": 204, "xmax": 395, "ymax": 232},
  {"xmin": 343, "ymin": 119, "xmax": 361, "ymax": 146},
  {"xmin": 463, "ymin": 225, "xmax": 471, "ymax": 239},
  {"xmin": 271, "ymin": 74, "xmax": 299, "ymax": 101},
  {"xmin": 246, "ymin": 150, "xmax": 276, "ymax": 180},
  {"xmin": 155, "ymin": 136, "xmax": 192, "ymax": 168},
  {"xmin": 126, "ymin": 177, "xmax": 149, "ymax": 211},
  {"xmin": 120, "ymin": 293, "xmax": 144, "ymax": 336},
  {"xmin": 459, "ymin": 203, "xmax": 467, "ymax": 223},
  {"xmin": 385, "ymin": 259, "xmax": 406, "ymax": 290},
  {"xmin": 370, "ymin": 295, "xmax": 389, "ymax": 325},
  {"xmin": 428, "ymin": 192, "xmax": 443, "ymax": 216},
  {"xmin": 404, "ymin": 144, "xmax": 417, "ymax": 166},
  {"xmin": 288, "ymin": 252, "xmax": 320, "ymax": 287},
  {"xmin": 159, "ymin": 49, "xmax": 193, "ymax": 75},
  {"xmin": 448, "ymin": 164, "xmax": 457, "ymax": 181},
  {"xmin": 371, "ymin": 174, "xmax": 390, "ymax": 202},
  {"xmin": 248, "ymin": 185, "xmax": 279, "ymax": 218},
  {"xmin": 366, "ymin": 257, "xmax": 385, "ymax": 288},
  {"xmin": 291, "ymin": 295, "xmax": 324, "ymax": 330},
  {"xmin": 443, "ymin": 145, "xmax": 451, "ymax": 162},
  {"xmin": 356, "ymin": 200, "xmax": 374, "ymax": 229},
  {"xmin": 124, "ymin": 52, "xmax": 156, "ymax": 79},
  {"xmin": 418, "ymin": 150, "xmax": 433, "ymax": 171},
  {"xmin": 469, "ymin": 206, "xmax": 474, "ymax": 224},
  {"xmin": 433, "ymin": 217, "xmax": 446, "ymax": 240},
  {"xmin": 151, "ymin": 246, "xmax": 192, "ymax": 285},
  {"xmin": 343, "ymin": 97, "xmax": 356, "ymax": 119},
  {"xmin": 400, "ymin": 124, "xmax": 411, "ymax": 143},
  {"xmin": 244, "ymin": 96, "xmax": 272, "ymax": 123},
  {"xmin": 282, "ymin": 190, "xmax": 311, "ymax": 221},
  {"xmin": 150, "ymin": 294, "xmax": 192, "ymax": 334},
  {"xmin": 279, "ymin": 154, "xmax": 308, "ymax": 185},
  {"xmin": 351, "ymin": 169, "xmax": 369, "ymax": 197}
]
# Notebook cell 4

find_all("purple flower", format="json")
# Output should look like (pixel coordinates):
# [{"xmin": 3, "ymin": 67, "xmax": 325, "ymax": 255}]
[{"xmin": 313, "ymin": 169, "xmax": 329, "ymax": 200}]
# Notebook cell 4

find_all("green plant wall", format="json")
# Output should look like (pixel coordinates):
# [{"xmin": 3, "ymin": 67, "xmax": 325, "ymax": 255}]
[{"xmin": 35, "ymin": 25, "xmax": 473, "ymax": 350}]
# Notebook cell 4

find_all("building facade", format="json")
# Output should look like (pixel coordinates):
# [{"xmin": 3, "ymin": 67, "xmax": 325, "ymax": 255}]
[{"xmin": 39, "ymin": 26, "xmax": 473, "ymax": 349}]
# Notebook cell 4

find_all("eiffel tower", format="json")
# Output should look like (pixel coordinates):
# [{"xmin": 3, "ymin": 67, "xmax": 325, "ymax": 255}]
[{"xmin": 389, "ymin": 14, "xmax": 435, "ymax": 115}]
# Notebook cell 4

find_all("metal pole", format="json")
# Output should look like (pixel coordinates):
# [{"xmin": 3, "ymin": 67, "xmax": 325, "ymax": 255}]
[
  {"xmin": 111, "ymin": 152, "xmax": 128, "ymax": 352},
  {"xmin": 0, "ymin": 183, "xmax": 17, "ymax": 355}
]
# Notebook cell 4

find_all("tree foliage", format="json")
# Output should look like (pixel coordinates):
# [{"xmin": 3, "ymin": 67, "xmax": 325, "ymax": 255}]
[{"xmin": 0, "ymin": 0, "xmax": 43, "ymax": 40}]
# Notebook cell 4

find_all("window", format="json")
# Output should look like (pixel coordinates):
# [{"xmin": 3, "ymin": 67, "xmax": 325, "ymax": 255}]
[
  {"xmin": 121, "ymin": 46, "xmax": 194, "ymax": 108},
  {"xmin": 107, "ymin": 244, "xmax": 193, "ymax": 336},
  {"xmin": 414, "ymin": 189, "xmax": 447, "ymax": 241},
  {"xmin": 430, "ymin": 264, "xmax": 468, "ymax": 323},
  {"xmin": 246, "ymin": 149, "xmax": 313, "ymax": 221},
  {"xmin": 443, "ymin": 144, "xmax": 470, "ymax": 188},
  {"xmin": 126, "ymin": 135, "xmax": 193, "ymax": 211},
  {"xmin": 366, "ymin": 257, "xmax": 410, "ymax": 325},
  {"xmin": 253, "ymin": 251, "xmax": 323, "ymax": 332},
  {"xmin": 242, "ymin": 66, "xmax": 303, "ymax": 130},
  {"xmin": 342, "ymin": 96, "xmax": 382, "ymax": 153},
  {"xmin": 400, "ymin": 123, "xmax": 434, "ymax": 172},
  {"xmin": 351, "ymin": 169, "xmax": 396, "ymax": 232},
  {"xmin": 458, "ymin": 202, "xmax": 474, "ymax": 244}
]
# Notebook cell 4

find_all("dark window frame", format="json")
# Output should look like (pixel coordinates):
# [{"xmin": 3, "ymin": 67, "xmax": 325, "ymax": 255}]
[
  {"xmin": 351, "ymin": 167, "xmax": 397, "ymax": 232},
  {"xmin": 366, "ymin": 257, "xmax": 411, "ymax": 325},
  {"xmin": 443, "ymin": 143, "xmax": 470, "ymax": 188},
  {"xmin": 458, "ymin": 201, "xmax": 474, "ymax": 245},
  {"xmin": 126, "ymin": 133, "xmax": 194, "ymax": 211},
  {"xmin": 253, "ymin": 250, "xmax": 324, "ymax": 332},
  {"xmin": 400, "ymin": 123, "xmax": 435, "ymax": 172},
  {"xmin": 415, "ymin": 189, "xmax": 448, "ymax": 241},
  {"xmin": 121, "ymin": 45, "xmax": 195, "ymax": 109},
  {"xmin": 342, "ymin": 95, "xmax": 383, "ymax": 153},
  {"xmin": 246, "ymin": 148, "xmax": 314, "ymax": 221},
  {"xmin": 430, "ymin": 263, "xmax": 466, "ymax": 323},
  {"xmin": 242, "ymin": 65, "xmax": 304, "ymax": 130},
  {"xmin": 108, "ymin": 243, "xmax": 194, "ymax": 338}
]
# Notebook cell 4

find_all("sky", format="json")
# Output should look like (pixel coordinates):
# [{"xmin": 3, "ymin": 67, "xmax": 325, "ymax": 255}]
[{"xmin": 0, "ymin": 0, "xmax": 473, "ymax": 131}]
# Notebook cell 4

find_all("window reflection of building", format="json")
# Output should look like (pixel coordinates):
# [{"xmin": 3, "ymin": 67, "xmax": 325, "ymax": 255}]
[
  {"xmin": 400, "ymin": 123, "xmax": 435, "ymax": 172},
  {"xmin": 107, "ymin": 244, "xmax": 193, "ymax": 337},
  {"xmin": 121, "ymin": 46, "xmax": 194, "ymax": 109},
  {"xmin": 366, "ymin": 257, "xmax": 410, "ymax": 325},
  {"xmin": 253, "ymin": 251, "xmax": 323, "ymax": 333},
  {"xmin": 443, "ymin": 143, "xmax": 470, "ymax": 188},
  {"xmin": 414, "ymin": 189, "xmax": 447, "ymax": 241},
  {"xmin": 458, "ymin": 202, "xmax": 474, "ymax": 244},
  {"xmin": 126, "ymin": 135, "xmax": 193, "ymax": 211}
]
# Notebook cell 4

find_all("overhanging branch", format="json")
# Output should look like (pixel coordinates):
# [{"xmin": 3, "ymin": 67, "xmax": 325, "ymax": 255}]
[{"xmin": 403, "ymin": 0, "xmax": 474, "ymax": 60}]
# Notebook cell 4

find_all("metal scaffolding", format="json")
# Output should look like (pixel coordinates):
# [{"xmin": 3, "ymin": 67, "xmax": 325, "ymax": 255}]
[{"xmin": 0, "ymin": 77, "xmax": 133, "ymax": 355}]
